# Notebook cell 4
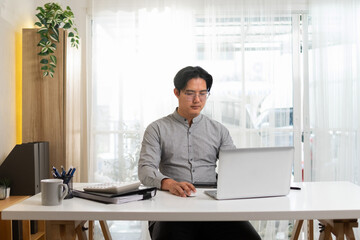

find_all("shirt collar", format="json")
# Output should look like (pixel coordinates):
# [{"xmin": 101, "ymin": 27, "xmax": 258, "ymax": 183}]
[{"xmin": 173, "ymin": 108, "xmax": 203, "ymax": 126}]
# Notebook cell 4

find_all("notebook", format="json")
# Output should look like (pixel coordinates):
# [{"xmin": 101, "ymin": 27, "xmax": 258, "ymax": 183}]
[
  {"xmin": 204, "ymin": 146, "xmax": 294, "ymax": 200},
  {"xmin": 83, "ymin": 181, "xmax": 141, "ymax": 194}
]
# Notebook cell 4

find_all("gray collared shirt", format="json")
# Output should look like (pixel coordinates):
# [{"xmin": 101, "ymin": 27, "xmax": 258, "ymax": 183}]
[{"xmin": 138, "ymin": 109, "xmax": 236, "ymax": 189}]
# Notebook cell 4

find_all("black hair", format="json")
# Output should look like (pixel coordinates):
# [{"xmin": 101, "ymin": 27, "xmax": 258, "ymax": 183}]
[{"xmin": 173, "ymin": 66, "xmax": 213, "ymax": 92}]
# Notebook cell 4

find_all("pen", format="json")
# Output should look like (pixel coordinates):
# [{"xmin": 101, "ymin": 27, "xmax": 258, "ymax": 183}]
[
  {"xmin": 66, "ymin": 167, "xmax": 73, "ymax": 176},
  {"xmin": 61, "ymin": 165, "xmax": 66, "ymax": 177},
  {"xmin": 52, "ymin": 166, "xmax": 61, "ymax": 178},
  {"xmin": 290, "ymin": 186, "xmax": 301, "ymax": 190},
  {"xmin": 70, "ymin": 168, "xmax": 76, "ymax": 177}
]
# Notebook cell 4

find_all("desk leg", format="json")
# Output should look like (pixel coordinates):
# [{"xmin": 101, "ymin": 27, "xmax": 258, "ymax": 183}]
[
  {"xmin": 290, "ymin": 220, "xmax": 315, "ymax": 240},
  {"xmin": 88, "ymin": 221, "xmax": 94, "ymax": 240},
  {"xmin": 307, "ymin": 220, "xmax": 314, "ymax": 240},
  {"xmin": 319, "ymin": 225, "xmax": 332, "ymax": 240},
  {"xmin": 319, "ymin": 219, "xmax": 357, "ymax": 240},
  {"xmin": 333, "ymin": 222, "xmax": 344, "ymax": 240},
  {"xmin": 344, "ymin": 221, "xmax": 357, "ymax": 240},
  {"xmin": 291, "ymin": 220, "xmax": 304, "ymax": 240},
  {"xmin": 99, "ymin": 221, "xmax": 112, "ymax": 240},
  {"xmin": 75, "ymin": 221, "xmax": 88, "ymax": 240}
]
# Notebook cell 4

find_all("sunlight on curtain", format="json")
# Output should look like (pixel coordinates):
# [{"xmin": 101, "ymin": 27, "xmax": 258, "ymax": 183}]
[
  {"xmin": 66, "ymin": 35, "xmax": 82, "ymax": 182},
  {"xmin": 308, "ymin": 0, "xmax": 360, "ymax": 183},
  {"xmin": 89, "ymin": 0, "xmax": 302, "ymax": 239}
]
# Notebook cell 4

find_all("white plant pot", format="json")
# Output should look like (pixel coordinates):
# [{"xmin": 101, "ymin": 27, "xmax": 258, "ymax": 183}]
[{"xmin": 6, "ymin": 188, "xmax": 10, "ymax": 198}]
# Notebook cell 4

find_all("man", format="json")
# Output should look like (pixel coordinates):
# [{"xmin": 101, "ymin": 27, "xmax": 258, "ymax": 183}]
[{"xmin": 138, "ymin": 66, "xmax": 261, "ymax": 240}]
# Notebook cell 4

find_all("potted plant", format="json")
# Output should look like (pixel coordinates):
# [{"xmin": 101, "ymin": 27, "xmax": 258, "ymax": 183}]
[
  {"xmin": 0, "ymin": 177, "xmax": 11, "ymax": 198},
  {"xmin": 34, "ymin": 2, "xmax": 80, "ymax": 78}
]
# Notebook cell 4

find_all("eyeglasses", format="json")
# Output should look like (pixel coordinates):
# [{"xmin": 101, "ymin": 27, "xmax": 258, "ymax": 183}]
[{"xmin": 183, "ymin": 90, "xmax": 210, "ymax": 102}]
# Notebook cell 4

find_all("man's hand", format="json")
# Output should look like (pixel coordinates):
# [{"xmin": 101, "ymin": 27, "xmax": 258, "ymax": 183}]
[{"xmin": 161, "ymin": 178, "xmax": 196, "ymax": 197}]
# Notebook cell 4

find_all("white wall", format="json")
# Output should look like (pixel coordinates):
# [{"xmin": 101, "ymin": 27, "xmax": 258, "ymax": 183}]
[{"xmin": 0, "ymin": 0, "xmax": 35, "ymax": 164}]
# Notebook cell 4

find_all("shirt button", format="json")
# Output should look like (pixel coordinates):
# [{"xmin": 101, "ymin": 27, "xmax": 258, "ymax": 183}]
[
  {"xmin": 190, "ymin": 159, "xmax": 193, "ymax": 161},
  {"xmin": 192, "ymin": 169, "xmax": 195, "ymax": 172}
]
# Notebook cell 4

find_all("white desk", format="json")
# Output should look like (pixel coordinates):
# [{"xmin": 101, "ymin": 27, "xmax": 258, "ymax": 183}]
[{"xmin": 2, "ymin": 181, "xmax": 360, "ymax": 239}]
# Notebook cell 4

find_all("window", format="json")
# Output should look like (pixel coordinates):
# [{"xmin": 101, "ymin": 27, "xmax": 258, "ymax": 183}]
[{"xmin": 89, "ymin": 1, "xmax": 304, "ymax": 239}]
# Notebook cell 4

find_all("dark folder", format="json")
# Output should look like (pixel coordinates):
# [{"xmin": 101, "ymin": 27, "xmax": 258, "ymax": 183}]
[{"xmin": 72, "ymin": 187, "xmax": 157, "ymax": 204}]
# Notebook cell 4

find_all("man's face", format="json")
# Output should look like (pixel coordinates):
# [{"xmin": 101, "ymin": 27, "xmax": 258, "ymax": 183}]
[{"xmin": 175, "ymin": 77, "xmax": 208, "ymax": 120}]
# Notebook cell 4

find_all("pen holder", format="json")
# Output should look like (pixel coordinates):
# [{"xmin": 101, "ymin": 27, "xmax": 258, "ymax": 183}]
[{"xmin": 63, "ymin": 176, "xmax": 73, "ymax": 199}]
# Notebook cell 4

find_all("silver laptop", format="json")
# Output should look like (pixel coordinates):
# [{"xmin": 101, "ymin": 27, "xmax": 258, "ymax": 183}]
[{"xmin": 205, "ymin": 147, "xmax": 294, "ymax": 200}]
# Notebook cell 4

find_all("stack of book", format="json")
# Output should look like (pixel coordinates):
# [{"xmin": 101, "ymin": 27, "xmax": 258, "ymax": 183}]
[{"xmin": 73, "ymin": 181, "xmax": 157, "ymax": 204}]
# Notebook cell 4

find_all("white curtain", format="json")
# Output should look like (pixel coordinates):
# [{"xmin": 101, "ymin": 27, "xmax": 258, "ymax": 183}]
[
  {"xmin": 307, "ymin": 1, "xmax": 360, "ymax": 237},
  {"xmin": 89, "ymin": 0, "xmax": 305, "ymax": 239},
  {"xmin": 66, "ymin": 37, "xmax": 82, "ymax": 182},
  {"xmin": 308, "ymin": 0, "xmax": 360, "ymax": 184}
]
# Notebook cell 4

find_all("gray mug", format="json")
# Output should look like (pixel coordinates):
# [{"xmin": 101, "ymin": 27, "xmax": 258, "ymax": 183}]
[{"xmin": 41, "ymin": 179, "xmax": 68, "ymax": 206}]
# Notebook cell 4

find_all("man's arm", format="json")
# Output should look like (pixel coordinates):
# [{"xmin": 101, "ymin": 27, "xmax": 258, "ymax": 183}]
[
  {"xmin": 138, "ymin": 124, "xmax": 167, "ymax": 189},
  {"xmin": 138, "ymin": 123, "xmax": 196, "ymax": 197}
]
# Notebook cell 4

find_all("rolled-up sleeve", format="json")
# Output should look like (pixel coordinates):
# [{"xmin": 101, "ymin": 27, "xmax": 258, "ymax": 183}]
[{"xmin": 138, "ymin": 123, "xmax": 168, "ymax": 189}]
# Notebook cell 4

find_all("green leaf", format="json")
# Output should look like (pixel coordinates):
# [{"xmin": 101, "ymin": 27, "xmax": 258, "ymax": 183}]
[
  {"xmin": 43, "ymin": 71, "xmax": 49, "ymax": 77},
  {"xmin": 34, "ymin": 22, "xmax": 42, "ymax": 27},
  {"xmin": 39, "ymin": 38, "xmax": 48, "ymax": 46},
  {"xmin": 51, "ymin": 26, "xmax": 59, "ymax": 37},
  {"xmin": 41, "ymin": 66, "xmax": 48, "ymax": 70},
  {"xmin": 36, "ymin": 6, "xmax": 45, "ymax": 12},
  {"xmin": 50, "ymin": 55, "xmax": 57, "ymax": 64},
  {"xmin": 63, "ymin": 12, "xmax": 71, "ymax": 18},
  {"xmin": 49, "ymin": 67, "xmax": 55, "ymax": 73},
  {"xmin": 38, "ymin": 52, "xmax": 49, "ymax": 56},
  {"xmin": 40, "ymin": 59, "xmax": 48, "ymax": 64},
  {"xmin": 44, "ymin": 3, "xmax": 52, "ymax": 9},
  {"xmin": 68, "ymin": 32, "xmax": 74, "ymax": 37},
  {"xmin": 37, "ymin": 27, "xmax": 48, "ymax": 34},
  {"xmin": 36, "ymin": 13, "xmax": 44, "ymax": 21},
  {"xmin": 49, "ymin": 33, "xmax": 59, "ymax": 42},
  {"xmin": 63, "ymin": 23, "xmax": 71, "ymax": 29},
  {"xmin": 41, "ymin": 47, "xmax": 48, "ymax": 53},
  {"xmin": 55, "ymin": 9, "xmax": 63, "ymax": 15},
  {"xmin": 50, "ymin": 62, "xmax": 56, "ymax": 68},
  {"xmin": 49, "ymin": 72, "xmax": 54, "ymax": 78}
]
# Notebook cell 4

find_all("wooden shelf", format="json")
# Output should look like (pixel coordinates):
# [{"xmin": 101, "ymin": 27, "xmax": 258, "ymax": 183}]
[{"xmin": 0, "ymin": 196, "xmax": 45, "ymax": 240}]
